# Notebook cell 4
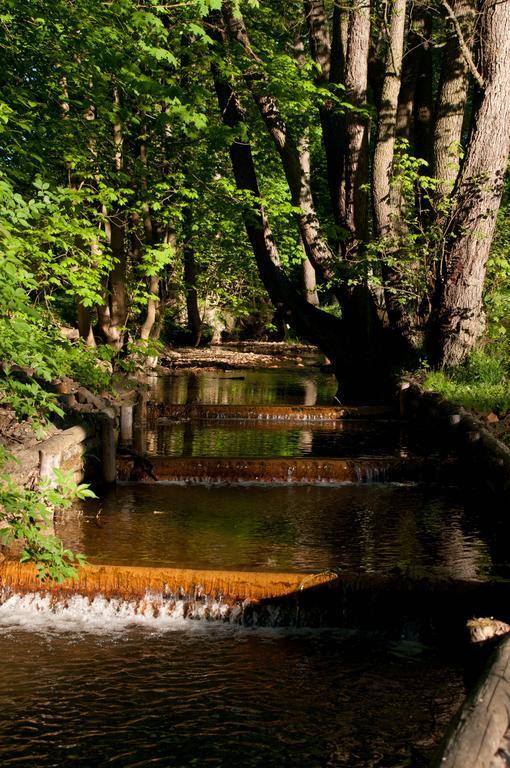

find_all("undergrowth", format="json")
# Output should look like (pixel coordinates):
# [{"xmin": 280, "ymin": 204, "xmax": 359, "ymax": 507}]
[{"xmin": 423, "ymin": 349, "xmax": 510, "ymax": 415}]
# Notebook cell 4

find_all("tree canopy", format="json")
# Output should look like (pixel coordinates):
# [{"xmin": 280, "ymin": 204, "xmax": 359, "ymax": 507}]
[{"xmin": 0, "ymin": 0, "xmax": 509, "ymax": 398}]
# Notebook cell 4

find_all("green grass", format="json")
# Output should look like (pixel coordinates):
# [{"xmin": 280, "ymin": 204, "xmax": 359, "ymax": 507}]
[{"xmin": 422, "ymin": 349, "xmax": 510, "ymax": 415}]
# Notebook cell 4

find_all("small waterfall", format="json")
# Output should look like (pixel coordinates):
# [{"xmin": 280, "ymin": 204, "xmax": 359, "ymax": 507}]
[
  {"xmin": 0, "ymin": 563, "xmax": 340, "ymax": 632},
  {"xmin": 1, "ymin": 565, "xmax": 506, "ymax": 640},
  {"xmin": 0, "ymin": 588, "xmax": 246, "ymax": 632},
  {"xmin": 354, "ymin": 461, "xmax": 390, "ymax": 483}
]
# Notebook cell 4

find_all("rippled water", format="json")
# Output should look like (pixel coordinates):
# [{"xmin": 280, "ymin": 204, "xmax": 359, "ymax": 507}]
[
  {"xmin": 60, "ymin": 484, "xmax": 492, "ymax": 579},
  {"xmin": 0, "ymin": 623, "xmax": 463, "ymax": 768}
]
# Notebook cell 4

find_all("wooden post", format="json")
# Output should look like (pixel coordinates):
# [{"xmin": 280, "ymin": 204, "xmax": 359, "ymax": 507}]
[
  {"xmin": 101, "ymin": 415, "xmax": 117, "ymax": 484},
  {"xmin": 120, "ymin": 404, "xmax": 133, "ymax": 444}
]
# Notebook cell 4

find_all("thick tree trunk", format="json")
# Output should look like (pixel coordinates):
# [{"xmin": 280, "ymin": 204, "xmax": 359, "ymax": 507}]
[
  {"xmin": 432, "ymin": 0, "xmax": 477, "ymax": 195},
  {"xmin": 372, "ymin": 0, "xmax": 407, "ymax": 239},
  {"xmin": 211, "ymin": 11, "xmax": 391, "ymax": 399},
  {"xmin": 429, "ymin": 0, "xmax": 510, "ymax": 367}
]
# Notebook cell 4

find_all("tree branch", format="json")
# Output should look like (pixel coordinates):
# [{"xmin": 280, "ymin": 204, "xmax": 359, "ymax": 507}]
[{"xmin": 442, "ymin": 0, "xmax": 484, "ymax": 89}]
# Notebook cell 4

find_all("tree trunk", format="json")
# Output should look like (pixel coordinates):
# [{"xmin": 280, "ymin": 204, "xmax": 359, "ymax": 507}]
[
  {"xmin": 223, "ymin": 4, "xmax": 335, "ymax": 282},
  {"xmin": 183, "ymin": 206, "xmax": 202, "ymax": 345},
  {"xmin": 343, "ymin": 0, "xmax": 371, "ymax": 251},
  {"xmin": 429, "ymin": 0, "xmax": 510, "ymax": 367},
  {"xmin": 372, "ymin": 0, "xmax": 416, "ymax": 348},
  {"xmin": 432, "ymin": 0, "xmax": 477, "ymax": 195},
  {"xmin": 210, "ymin": 13, "xmax": 346, "ymax": 381},
  {"xmin": 77, "ymin": 302, "xmax": 96, "ymax": 347},
  {"xmin": 372, "ymin": 0, "xmax": 407, "ymax": 238},
  {"xmin": 97, "ymin": 89, "xmax": 128, "ymax": 350},
  {"xmin": 302, "ymin": 252, "xmax": 319, "ymax": 306},
  {"xmin": 304, "ymin": 0, "xmax": 345, "ymax": 224}
]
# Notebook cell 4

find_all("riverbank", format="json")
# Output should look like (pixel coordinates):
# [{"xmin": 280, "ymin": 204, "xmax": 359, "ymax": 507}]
[{"xmin": 159, "ymin": 341, "xmax": 326, "ymax": 371}]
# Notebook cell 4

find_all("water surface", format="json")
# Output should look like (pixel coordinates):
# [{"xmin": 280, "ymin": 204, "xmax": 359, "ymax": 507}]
[
  {"xmin": 62, "ymin": 484, "xmax": 491, "ymax": 579},
  {"xmin": 147, "ymin": 368, "xmax": 337, "ymax": 406},
  {"xmin": 144, "ymin": 419, "xmax": 437, "ymax": 459},
  {"xmin": 0, "ymin": 624, "xmax": 463, "ymax": 768}
]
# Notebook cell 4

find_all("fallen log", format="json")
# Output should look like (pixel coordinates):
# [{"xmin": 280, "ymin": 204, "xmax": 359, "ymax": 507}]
[{"xmin": 431, "ymin": 632, "xmax": 510, "ymax": 768}]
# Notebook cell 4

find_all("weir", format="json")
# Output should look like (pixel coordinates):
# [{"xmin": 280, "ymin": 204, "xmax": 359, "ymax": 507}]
[
  {"xmin": 3, "ymin": 562, "xmax": 510, "ymax": 642},
  {"xmin": 145, "ymin": 402, "xmax": 395, "ymax": 422},
  {"xmin": 1, "ymin": 364, "xmax": 505, "ymax": 767},
  {"xmin": 117, "ymin": 454, "xmax": 432, "ymax": 484}
]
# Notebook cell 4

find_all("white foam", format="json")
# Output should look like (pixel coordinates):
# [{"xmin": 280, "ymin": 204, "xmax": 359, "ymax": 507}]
[{"xmin": 0, "ymin": 592, "xmax": 238, "ymax": 634}]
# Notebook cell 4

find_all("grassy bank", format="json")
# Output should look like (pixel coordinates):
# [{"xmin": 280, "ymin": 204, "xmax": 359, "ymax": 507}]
[{"xmin": 422, "ymin": 350, "xmax": 510, "ymax": 416}]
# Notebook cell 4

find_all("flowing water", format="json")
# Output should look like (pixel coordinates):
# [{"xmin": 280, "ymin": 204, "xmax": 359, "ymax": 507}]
[
  {"xmin": 0, "ymin": 623, "xmax": 463, "ymax": 768},
  {"xmin": 0, "ymin": 364, "xmax": 485, "ymax": 767}
]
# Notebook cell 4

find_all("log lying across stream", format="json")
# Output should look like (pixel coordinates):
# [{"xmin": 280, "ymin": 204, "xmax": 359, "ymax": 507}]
[{"xmin": 145, "ymin": 403, "xmax": 395, "ymax": 422}]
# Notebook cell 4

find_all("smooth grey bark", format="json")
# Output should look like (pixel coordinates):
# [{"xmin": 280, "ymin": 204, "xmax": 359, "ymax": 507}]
[
  {"xmin": 372, "ymin": 0, "xmax": 417, "ymax": 346},
  {"xmin": 304, "ymin": 0, "xmax": 345, "ymax": 222},
  {"xmin": 342, "ymin": 0, "xmax": 371, "ymax": 249}
]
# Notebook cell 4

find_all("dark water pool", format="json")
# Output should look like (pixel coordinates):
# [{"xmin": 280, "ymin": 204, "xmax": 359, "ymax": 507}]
[
  {"xmin": 59, "ymin": 484, "xmax": 491, "ymax": 579},
  {"xmin": 0, "ymin": 623, "xmax": 463, "ymax": 768}
]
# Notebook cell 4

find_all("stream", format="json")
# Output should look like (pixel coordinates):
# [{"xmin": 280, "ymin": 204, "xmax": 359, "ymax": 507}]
[{"xmin": 0, "ymin": 364, "xmax": 491, "ymax": 767}]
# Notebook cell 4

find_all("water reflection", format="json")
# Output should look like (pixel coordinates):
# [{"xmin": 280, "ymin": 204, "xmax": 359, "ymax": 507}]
[
  {"xmin": 62, "ymin": 484, "xmax": 492, "ymax": 578},
  {"xmin": 147, "ymin": 368, "xmax": 337, "ymax": 406},
  {"xmin": 142, "ymin": 420, "xmax": 439, "ymax": 460}
]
